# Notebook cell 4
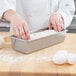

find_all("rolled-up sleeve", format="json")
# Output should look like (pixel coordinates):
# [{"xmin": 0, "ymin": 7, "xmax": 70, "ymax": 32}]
[
  {"xmin": 57, "ymin": 0, "xmax": 75, "ymax": 29},
  {"xmin": 0, "ymin": 0, "xmax": 16, "ymax": 19}
]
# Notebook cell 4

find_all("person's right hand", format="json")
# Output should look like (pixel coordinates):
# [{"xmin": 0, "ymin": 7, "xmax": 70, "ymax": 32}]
[
  {"xmin": 10, "ymin": 15, "xmax": 30, "ymax": 40},
  {"xmin": 3, "ymin": 10, "xmax": 30, "ymax": 40}
]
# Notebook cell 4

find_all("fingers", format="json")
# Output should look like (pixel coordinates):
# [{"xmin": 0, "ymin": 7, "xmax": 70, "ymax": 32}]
[
  {"xmin": 56, "ymin": 18, "xmax": 64, "ymax": 32},
  {"xmin": 10, "ymin": 14, "xmax": 30, "ymax": 40},
  {"xmin": 56, "ymin": 20, "xmax": 62, "ymax": 32},
  {"xmin": 50, "ymin": 20, "xmax": 64, "ymax": 32},
  {"xmin": 23, "ymin": 24, "xmax": 30, "ymax": 40},
  {"xmin": 49, "ymin": 19, "xmax": 58, "ymax": 32},
  {"xmin": 48, "ymin": 19, "xmax": 52, "ymax": 30},
  {"xmin": 49, "ymin": 14, "xmax": 64, "ymax": 32},
  {"xmin": 12, "ymin": 22, "xmax": 30, "ymax": 40},
  {"xmin": 19, "ymin": 25, "xmax": 27, "ymax": 39},
  {"xmin": 18, "ymin": 23, "xmax": 30, "ymax": 40},
  {"xmin": 52, "ymin": 21, "xmax": 58, "ymax": 32},
  {"xmin": 13, "ymin": 26, "xmax": 20, "ymax": 38}
]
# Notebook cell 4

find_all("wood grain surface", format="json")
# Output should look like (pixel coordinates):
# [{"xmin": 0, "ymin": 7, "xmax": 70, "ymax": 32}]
[{"xmin": 0, "ymin": 32, "xmax": 76, "ymax": 76}]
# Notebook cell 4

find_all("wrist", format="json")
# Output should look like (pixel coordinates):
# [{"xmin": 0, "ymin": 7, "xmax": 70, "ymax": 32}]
[
  {"xmin": 55, "ymin": 12, "xmax": 64, "ymax": 23},
  {"xmin": 3, "ymin": 9, "xmax": 17, "ymax": 22}
]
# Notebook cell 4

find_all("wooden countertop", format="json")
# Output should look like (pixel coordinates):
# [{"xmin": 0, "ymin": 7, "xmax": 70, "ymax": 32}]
[{"xmin": 0, "ymin": 32, "xmax": 76, "ymax": 76}]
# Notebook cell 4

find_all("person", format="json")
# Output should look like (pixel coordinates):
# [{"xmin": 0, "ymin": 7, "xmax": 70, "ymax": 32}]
[{"xmin": 0, "ymin": 0, "xmax": 75, "ymax": 40}]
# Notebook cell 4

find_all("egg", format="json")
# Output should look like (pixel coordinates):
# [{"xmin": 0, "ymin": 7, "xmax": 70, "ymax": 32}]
[
  {"xmin": 52, "ymin": 50, "xmax": 68, "ymax": 64},
  {"xmin": 0, "ymin": 35, "xmax": 4, "ymax": 49},
  {"xmin": 67, "ymin": 53, "xmax": 76, "ymax": 64}
]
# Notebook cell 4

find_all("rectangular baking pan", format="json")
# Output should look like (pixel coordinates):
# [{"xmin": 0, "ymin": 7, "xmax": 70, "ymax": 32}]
[{"xmin": 11, "ymin": 30, "xmax": 67, "ymax": 54}]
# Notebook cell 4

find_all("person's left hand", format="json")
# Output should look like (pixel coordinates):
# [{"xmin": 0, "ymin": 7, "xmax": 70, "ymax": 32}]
[{"xmin": 49, "ymin": 13, "xmax": 64, "ymax": 32}]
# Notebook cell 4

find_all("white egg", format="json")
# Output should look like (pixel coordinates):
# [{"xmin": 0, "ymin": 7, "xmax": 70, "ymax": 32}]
[
  {"xmin": 52, "ymin": 50, "xmax": 68, "ymax": 64},
  {"xmin": 68, "ymin": 53, "xmax": 76, "ymax": 64},
  {"xmin": 0, "ymin": 35, "xmax": 4, "ymax": 49}
]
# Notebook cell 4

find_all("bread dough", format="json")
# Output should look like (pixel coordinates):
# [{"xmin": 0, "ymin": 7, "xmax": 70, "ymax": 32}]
[
  {"xmin": 68, "ymin": 53, "xmax": 76, "ymax": 64},
  {"xmin": 30, "ymin": 30, "xmax": 56, "ymax": 40},
  {"xmin": 0, "ymin": 35, "xmax": 4, "ymax": 49},
  {"xmin": 52, "ymin": 50, "xmax": 68, "ymax": 64}
]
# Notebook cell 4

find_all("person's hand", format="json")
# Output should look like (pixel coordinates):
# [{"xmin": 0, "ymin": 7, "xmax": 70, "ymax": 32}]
[
  {"xmin": 3, "ymin": 10, "xmax": 30, "ymax": 40},
  {"xmin": 10, "ymin": 15, "xmax": 30, "ymax": 40},
  {"xmin": 49, "ymin": 13, "xmax": 64, "ymax": 32}
]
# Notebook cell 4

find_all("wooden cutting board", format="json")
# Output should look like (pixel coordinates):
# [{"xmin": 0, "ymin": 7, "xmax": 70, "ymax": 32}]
[{"xmin": 0, "ymin": 32, "xmax": 76, "ymax": 76}]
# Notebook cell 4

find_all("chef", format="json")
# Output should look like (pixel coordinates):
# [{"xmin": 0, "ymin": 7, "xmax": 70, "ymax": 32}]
[{"xmin": 0, "ymin": 0, "xmax": 75, "ymax": 40}]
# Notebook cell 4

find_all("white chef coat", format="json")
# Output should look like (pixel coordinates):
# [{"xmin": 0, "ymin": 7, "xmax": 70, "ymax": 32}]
[{"xmin": 0, "ymin": 0, "xmax": 75, "ymax": 32}]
